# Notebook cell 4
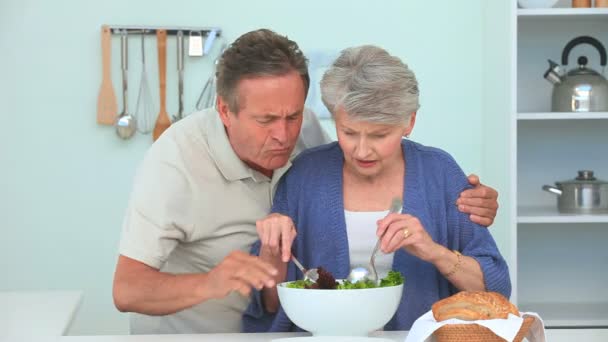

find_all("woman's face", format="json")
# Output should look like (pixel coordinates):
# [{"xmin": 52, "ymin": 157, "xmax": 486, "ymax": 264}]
[{"xmin": 335, "ymin": 108, "xmax": 413, "ymax": 179}]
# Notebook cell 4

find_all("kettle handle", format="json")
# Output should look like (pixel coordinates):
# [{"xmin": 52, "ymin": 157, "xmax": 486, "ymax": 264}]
[{"xmin": 561, "ymin": 36, "xmax": 607, "ymax": 66}]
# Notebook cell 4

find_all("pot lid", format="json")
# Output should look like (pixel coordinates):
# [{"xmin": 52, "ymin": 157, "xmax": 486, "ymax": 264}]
[{"xmin": 556, "ymin": 170, "xmax": 608, "ymax": 185}]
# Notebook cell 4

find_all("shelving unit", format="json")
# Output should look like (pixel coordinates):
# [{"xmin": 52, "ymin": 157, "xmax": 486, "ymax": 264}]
[
  {"xmin": 511, "ymin": 1, "xmax": 608, "ymax": 328},
  {"xmin": 519, "ymin": 302, "xmax": 608, "ymax": 327},
  {"xmin": 518, "ymin": 206, "xmax": 608, "ymax": 223},
  {"xmin": 517, "ymin": 112, "xmax": 608, "ymax": 120},
  {"xmin": 518, "ymin": 7, "xmax": 608, "ymax": 17}
]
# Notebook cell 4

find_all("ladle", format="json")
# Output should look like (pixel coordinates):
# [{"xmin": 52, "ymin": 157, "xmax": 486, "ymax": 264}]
[
  {"xmin": 347, "ymin": 197, "xmax": 403, "ymax": 284},
  {"xmin": 115, "ymin": 30, "xmax": 137, "ymax": 139}
]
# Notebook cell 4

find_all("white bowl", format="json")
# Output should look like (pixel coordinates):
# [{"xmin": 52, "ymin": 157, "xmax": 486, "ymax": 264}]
[
  {"xmin": 518, "ymin": 0, "xmax": 559, "ymax": 8},
  {"xmin": 277, "ymin": 281, "xmax": 403, "ymax": 336}
]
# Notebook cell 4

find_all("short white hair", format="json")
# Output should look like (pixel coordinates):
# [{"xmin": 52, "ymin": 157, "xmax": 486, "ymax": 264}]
[{"xmin": 320, "ymin": 45, "xmax": 420, "ymax": 125}]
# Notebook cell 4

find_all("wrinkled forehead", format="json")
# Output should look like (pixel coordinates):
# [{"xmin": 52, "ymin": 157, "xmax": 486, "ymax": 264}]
[{"xmin": 235, "ymin": 72, "xmax": 307, "ymax": 115}]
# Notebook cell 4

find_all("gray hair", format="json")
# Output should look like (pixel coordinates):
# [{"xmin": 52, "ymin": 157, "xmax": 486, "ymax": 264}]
[
  {"xmin": 320, "ymin": 45, "xmax": 420, "ymax": 125},
  {"xmin": 216, "ymin": 29, "xmax": 310, "ymax": 113}
]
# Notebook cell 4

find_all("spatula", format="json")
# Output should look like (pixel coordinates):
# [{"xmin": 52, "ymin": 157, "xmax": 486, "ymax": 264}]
[
  {"xmin": 153, "ymin": 29, "xmax": 171, "ymax": 141},
  {"xmin": 96, "ymin": 25, "xmax": 118, "ymax": 125}
]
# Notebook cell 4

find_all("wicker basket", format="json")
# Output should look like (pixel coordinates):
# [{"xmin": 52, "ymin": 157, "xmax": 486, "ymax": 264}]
[{"xmin": 433, "ymin": 315, "xmax": 535, "ymax": 342}]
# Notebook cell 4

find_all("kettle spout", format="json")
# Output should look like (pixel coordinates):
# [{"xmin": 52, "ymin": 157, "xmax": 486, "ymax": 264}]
[{"xmin": 543, "ymin": 59, "xmax": 563, "ymax": 85}]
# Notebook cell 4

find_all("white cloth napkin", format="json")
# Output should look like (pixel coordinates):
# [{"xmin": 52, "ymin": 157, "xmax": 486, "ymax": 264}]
[{"xmin": 404, "ymin": 310, "xmax": 546, "ymax": 342}]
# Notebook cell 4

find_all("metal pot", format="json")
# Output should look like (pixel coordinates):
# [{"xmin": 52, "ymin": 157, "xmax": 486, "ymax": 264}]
[
  {"xmin": 543, "ymin": 36, "xmax": 608, "ymax": 112},
  {"xmin": 543, "ymin": 170, "xmax": 608, "ymax": 214}
]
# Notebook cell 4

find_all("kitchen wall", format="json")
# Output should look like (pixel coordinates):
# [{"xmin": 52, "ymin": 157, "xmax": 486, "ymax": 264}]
[
  {"xmin": 0, "ymin": 0, "xmax": 510, "ymax": 335},
  {"xmin": 481, "ymin": 1, "xmax": 513, "ymax": 288}
]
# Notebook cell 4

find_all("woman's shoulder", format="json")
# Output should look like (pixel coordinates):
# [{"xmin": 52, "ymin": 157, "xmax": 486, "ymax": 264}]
[
  {"xmin": 404, "ymin": 139, "xmax": 459, "ymax": 168},
  {"xmin": 292, "ymin": 141, "xmax": 341, "ymax": 166},
  {"xmin": 282, "ymin": 142, "xmax": 341, "ymax": 186}
]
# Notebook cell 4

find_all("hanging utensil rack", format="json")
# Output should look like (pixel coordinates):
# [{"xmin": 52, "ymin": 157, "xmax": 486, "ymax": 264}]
[
  {"xmin": 106, "ymin": 25, "xmax": 222, "ymax": 37},
  {"xmin": 97, "ymin": 25, "xmax": 223, "ymax": 141}
]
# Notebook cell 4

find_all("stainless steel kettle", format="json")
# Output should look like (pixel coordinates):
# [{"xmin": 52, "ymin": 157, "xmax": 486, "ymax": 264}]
[{"xmin": 544, "ymin": 36, "xmax": 608, "ymax": 112}]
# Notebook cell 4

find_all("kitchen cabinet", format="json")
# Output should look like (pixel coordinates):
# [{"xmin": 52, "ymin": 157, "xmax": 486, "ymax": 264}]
[{"xmin": 511, "ymin": 2, "xmax": 608, "ymax": 327}]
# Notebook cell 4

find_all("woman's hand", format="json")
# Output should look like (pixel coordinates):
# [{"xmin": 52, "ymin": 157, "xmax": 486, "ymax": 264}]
[
  {"xmin": 256, "ymin": 213, "xmax": 297, "ymax": 263},
  {"xmin": 376, "ymin": 212, "xmax": 486, "ymax": 291},
  {"xmin": 376, "ymin": 213, "xmax": 442, "ymax": 262}
]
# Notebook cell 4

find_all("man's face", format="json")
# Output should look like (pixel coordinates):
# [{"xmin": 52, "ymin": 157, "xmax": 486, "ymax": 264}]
[{"xmin": 218, "ymin": 71, "xmax": 306, "ymax": 177}]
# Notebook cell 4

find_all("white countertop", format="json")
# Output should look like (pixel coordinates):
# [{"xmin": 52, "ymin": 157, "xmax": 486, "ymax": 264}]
[
  {"xmin": 0, "ymin": 290, "xmax": 83, "ymax": 339},
  {"xmin": 1, "ymin": 290, "xmax": 606, "ymax": 341},
  {"xmin": 55, "ymin": 328, "xmax": 608, "ymax": 342}
]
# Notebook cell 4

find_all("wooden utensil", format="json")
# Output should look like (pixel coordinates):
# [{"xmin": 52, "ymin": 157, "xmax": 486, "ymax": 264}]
[
  {"xmin": 153, "ymin": 29, "xmax": 171, "ymax": 141},
  {"xmin": 96, "ymin": 25, "xmax": 118, "ymax": 125}
]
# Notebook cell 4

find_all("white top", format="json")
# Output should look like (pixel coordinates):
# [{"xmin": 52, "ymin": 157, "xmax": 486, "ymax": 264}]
[
  {"xmin": 0, "ymin": 290, "xmax": 82, "ymax": 338},
  {"xmin": 118, "ymin": 108, "xmax": 330, "ymax": 334},
  {"xmin": 344, "ymin": 209, "xmax": 395, "ymax": 279}
]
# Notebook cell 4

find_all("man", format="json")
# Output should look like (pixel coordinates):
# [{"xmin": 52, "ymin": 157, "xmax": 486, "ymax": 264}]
[{"xmin": 112, "ymin": 29, "xmax": 499, "ymax": 334}]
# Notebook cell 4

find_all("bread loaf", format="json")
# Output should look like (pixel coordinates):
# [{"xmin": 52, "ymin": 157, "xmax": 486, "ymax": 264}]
[{"xmin": 432, "ymin": 291, "xmax": 519, "ymax": 321}]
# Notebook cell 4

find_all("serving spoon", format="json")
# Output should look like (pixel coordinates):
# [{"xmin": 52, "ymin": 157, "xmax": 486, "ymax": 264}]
[
  {"xmin": 347, "ymin": 197, "xmax": 403, "ymax": 284},
  {"xmin": 291, "ymin": 255, "xmax": 319, "ymax": 282}
]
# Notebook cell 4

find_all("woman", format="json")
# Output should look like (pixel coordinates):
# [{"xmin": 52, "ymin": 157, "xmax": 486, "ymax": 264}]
[{"xmin": 243, "ymin": 45, "xmax": 511, "ymax": 331}]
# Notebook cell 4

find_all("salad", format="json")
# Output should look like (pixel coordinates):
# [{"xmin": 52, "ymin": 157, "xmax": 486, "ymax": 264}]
[{"xmin": 286, "ymin": 268, "xmax": 404, "ymax": 289}]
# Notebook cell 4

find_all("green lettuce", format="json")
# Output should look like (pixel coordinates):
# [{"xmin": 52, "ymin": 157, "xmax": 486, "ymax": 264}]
[{"xmin": 285, "ymin": 270, "xmax": 404, "ymax": 289}]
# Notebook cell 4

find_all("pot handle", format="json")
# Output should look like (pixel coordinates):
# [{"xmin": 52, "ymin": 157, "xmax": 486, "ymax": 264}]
[
  {"xmin": 561, "ymin": 36, "xmax": 607, "ymax": 66},
  {"xmin": 542, "ymin": 185, "xmax": 562, "ymax": 196}
]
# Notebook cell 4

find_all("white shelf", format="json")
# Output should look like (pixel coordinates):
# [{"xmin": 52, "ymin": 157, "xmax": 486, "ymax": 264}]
[
  {"xmin": 518, "ymin": 112, "xmax": 608, "ymax": 120},
  {"xmin": 518, "ymin": 8, "xmax": 608, "ymax": 18},
  {"xmin": 519, "ymin": 302, "xmax": 608, "ymax": 327},
  {"xmin": 518, "ymin": 206, "xmax": 608, "ymax": 223},
  {"xmin": 512, "ymin": 0, "xmax": 608, "ymax": 319}
]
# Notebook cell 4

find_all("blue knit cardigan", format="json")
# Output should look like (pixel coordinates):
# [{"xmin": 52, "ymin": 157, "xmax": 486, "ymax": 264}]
[{"xmin": 242, "ymin": 140, "xmax": 511, "ymax": 332}]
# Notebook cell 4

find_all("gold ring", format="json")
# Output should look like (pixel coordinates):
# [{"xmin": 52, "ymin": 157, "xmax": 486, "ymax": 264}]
[{"xmin": 403, "ymin": 228, "xmax": 410, "ymax": 239}]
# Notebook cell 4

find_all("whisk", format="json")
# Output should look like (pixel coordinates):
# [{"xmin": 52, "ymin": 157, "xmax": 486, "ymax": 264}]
[
  {"xmin": 195, "ymin": 42, "xmax": 227, "ymax": 111},
  {"xmin": 135, "ymin": 30, "xmax": 156, "ymax": 134}
]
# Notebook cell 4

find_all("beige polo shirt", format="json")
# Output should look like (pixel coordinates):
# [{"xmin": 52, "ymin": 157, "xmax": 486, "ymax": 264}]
[{"xmin": 119, "ymin": 107, "xmax": 329, "ymax": 334}]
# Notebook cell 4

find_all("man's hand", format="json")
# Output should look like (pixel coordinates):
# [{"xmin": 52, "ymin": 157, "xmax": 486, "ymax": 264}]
[
  {"xmin": 255, "ymin": 213, "xmax": 295, "ymax": 313},
  {"xmin": 113, "ymin": 253, "xmax": 277, "ymax": 315},
  {"xmin": 256, "ymin": 213, "xmax": 297, "ymax": 263},
  {"xmin": 203, "ymin": 251, "xmax": 278, "ymax": 299},
  {"xmin": 457, "ymin": 174, "xmax": 499, "ymax": 227}
]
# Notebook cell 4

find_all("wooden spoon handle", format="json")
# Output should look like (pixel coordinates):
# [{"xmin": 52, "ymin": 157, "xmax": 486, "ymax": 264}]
[
  {"xmin": 153, "ymin": 29, "xmax": 171, "ymax": 141},
  {"xmin": 157, "ymin": 29, "xmax": 167, "ymax": 112},
  {"xmin": 102, "ymin": 26, "xmax": 112, "ymax": 81}
]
